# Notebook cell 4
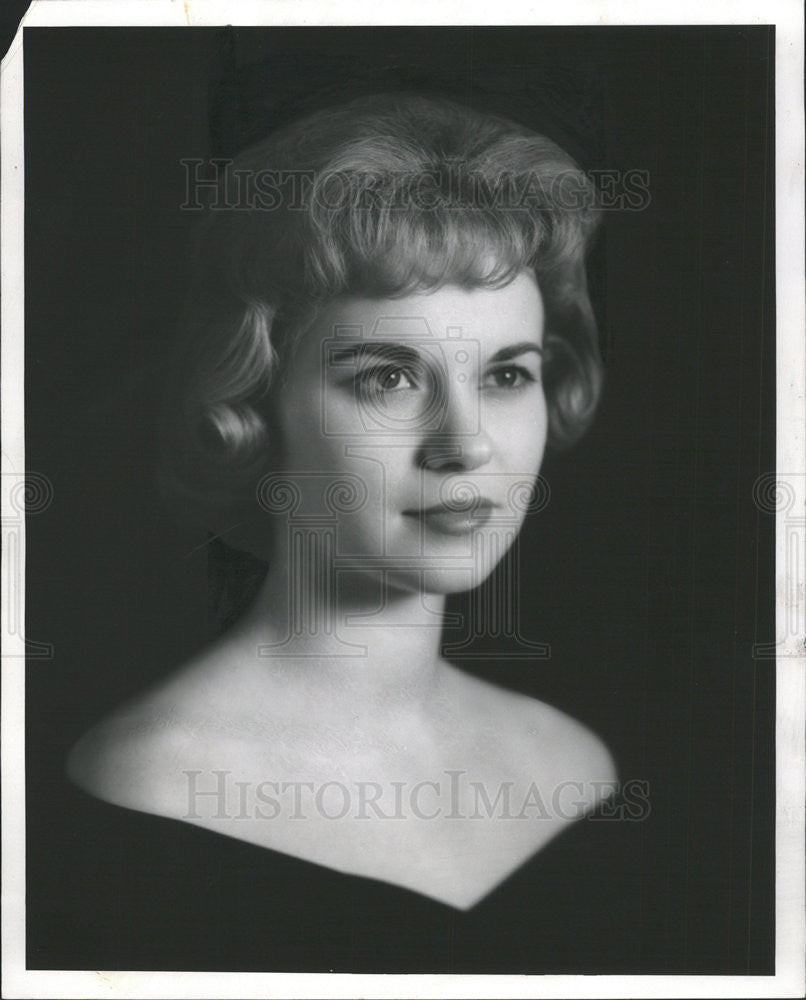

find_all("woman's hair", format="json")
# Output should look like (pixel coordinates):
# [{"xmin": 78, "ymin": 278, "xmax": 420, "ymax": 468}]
[{"xmin": 160, "ymin": 92, "xmax": 604, "ymax": 523}]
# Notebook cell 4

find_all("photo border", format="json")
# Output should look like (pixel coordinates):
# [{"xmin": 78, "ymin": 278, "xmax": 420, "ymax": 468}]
[{"xmin": 2, "ymin": 2, "xmax": 803, "ymax": 997}]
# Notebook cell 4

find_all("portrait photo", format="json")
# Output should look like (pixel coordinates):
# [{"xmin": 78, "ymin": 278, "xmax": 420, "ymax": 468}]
[{"xmin": 2, "ymin": 2, "xmax": 803, "ymax": 998}]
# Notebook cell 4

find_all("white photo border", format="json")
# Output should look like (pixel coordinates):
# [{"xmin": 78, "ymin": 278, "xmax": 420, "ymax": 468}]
[{"xmin": 2, "ymin": 1, "xmax": 803, "ymax": 998}]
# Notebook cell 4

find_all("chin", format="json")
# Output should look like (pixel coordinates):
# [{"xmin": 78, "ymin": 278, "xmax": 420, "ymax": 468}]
[
  {"xmin": 421, "ymin": 569, "xmax": 490, "ymax": 595},
  {"xmin": 374, "ymin": 527, "xmax": 520, "ymax": 595},
  {"xmin": 379, "ymin": 562, "xmax": 497, "ymax": 596}
]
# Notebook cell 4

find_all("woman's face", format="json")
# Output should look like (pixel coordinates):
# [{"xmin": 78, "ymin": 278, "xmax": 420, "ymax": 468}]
[{"xmin": 271, "ymin": 269, "xmax": 548, "ymax": 595}]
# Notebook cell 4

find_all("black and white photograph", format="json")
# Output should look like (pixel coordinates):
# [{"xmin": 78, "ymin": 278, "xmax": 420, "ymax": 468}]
[{"xmin": 1, "ymin": 1, "xmax": 803, "ymax": 997}]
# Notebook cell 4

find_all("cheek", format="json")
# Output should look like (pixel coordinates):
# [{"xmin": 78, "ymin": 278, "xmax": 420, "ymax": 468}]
[
  {"xmin": 491, "ymin": 395, "xmax": 548, "ymax": 469},
  {"xmin": 508, "ymin": 424, "xmax": 546, "ymax": 465}
]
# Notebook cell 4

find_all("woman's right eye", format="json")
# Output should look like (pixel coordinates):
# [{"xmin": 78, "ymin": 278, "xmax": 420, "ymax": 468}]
[{"xmin": 355, "ymin": 365, "xmax": 419, "ymax": 395}]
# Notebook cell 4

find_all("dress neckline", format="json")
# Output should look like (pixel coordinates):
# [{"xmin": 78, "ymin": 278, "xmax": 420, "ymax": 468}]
[{"xmin": 67, "ymin": 779, "xmax": 616, "ymax": 914}]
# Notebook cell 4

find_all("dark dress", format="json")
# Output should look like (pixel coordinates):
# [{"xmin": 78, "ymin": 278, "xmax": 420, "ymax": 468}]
[{"xmin": 29, "ymin": 779, "xmax": 645, "ymax": 974}]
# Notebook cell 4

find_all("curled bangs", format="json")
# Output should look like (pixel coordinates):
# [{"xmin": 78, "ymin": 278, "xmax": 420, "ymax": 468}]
[
  {"xmin": 301, "ymin": 166, "xmax": 596, "ymax": 300},
  {"xmin": 307, "ymin": 209, "xmax": 534, "ymax": 298}
]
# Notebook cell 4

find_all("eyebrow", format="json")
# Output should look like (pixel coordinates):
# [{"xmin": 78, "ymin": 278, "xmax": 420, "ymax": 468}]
[
  {"xmin": 328, "ymin": 340, "xmax": 543, "ymax": 367},
  {"xmin": 488, "ymin": 342, "xmax": 544, "ymax": 362},
  {"xmin": 328, "ymin": 343, "xmax": 423, "ymax": 366}
]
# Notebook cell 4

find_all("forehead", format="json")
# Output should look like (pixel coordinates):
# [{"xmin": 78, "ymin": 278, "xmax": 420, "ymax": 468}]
[{"xmin": 303, "ymin": 270, "xmax": 544, "ymax": 350}]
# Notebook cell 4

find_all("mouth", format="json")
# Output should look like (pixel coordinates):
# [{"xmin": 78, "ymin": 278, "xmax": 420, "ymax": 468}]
[{"xmin": 403, "ymin": 500, "xmax": 496, "ymax": 536}]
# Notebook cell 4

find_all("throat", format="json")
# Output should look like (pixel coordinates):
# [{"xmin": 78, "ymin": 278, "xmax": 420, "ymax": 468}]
[{"xmin": 224, "ymin": 563, "xmax": 449, "ymax": 709}]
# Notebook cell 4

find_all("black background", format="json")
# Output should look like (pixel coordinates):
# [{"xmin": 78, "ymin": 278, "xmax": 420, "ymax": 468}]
[
  {"xmin": 0, "ymin": 2, "xmax": 30, "ymax": 60},
  {"xmin": 24, "ymin": 26, "xmax": 774, "ymax": 973}
]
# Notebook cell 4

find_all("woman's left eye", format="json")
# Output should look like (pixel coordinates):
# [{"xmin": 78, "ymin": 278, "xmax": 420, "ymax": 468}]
[{"xmin": 483, "ymin": 365, "xmax": 537, "ymax": 390}]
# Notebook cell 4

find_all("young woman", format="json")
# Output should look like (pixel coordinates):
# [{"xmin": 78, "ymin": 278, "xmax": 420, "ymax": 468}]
[{"xmin": 67, "ymin": 92, "xmax": 616, "ymax": 917}]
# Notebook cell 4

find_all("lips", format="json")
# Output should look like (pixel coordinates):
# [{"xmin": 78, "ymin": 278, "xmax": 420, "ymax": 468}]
[{"xmin": 403, "ymin": 499, "xmax": 496, "ymax": 536}]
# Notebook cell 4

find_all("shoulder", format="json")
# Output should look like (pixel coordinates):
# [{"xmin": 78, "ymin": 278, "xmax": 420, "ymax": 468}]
[
  {"xmin": 474, "ymin": 678, "xmax": 619, "ymax": 814},
  {"xmin": 523, "ymin": 696, "xmax": 619, "ymax": 813},
  {"xmin": 441, "ymin": 665, "xmax": 618, "ymax": 786},
  {"xmin": 64, "ymin": 651, "xmax": 294, "ymax": 821},
  {"xmin": 65, "ymin": 639, "xmax": 259, "ymax": 812},
  {"xmin": 65, "ymin": 701, "xmax": 198, "ymax": 815}
]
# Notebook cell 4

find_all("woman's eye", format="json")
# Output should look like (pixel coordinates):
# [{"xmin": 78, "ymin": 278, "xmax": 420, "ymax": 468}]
[
  {"xmin": 484, "ymin": 365, "xmax": 537, "ymax": 389},
  {"xmin": 356, "ymin": 365, "xmax": 418, "ymax": 394}
]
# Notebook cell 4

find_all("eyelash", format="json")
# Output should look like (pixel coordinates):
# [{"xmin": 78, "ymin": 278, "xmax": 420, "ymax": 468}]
[
  {"xmin": 353, "ymin": 364, "xmax": 422, "ymax": 395},
  {"xmin": 484, "ymin": 365, "xmax": 538, "ymax": 390},
  {"xmin": 352, "ymin": 363, "xmax": 539, "ymax": 395}
]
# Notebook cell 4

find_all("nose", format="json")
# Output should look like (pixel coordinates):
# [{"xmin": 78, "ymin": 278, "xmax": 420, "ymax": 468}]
[{"xmin": 416, "ymin": 382, "xmax": 493, "ymax": 472}]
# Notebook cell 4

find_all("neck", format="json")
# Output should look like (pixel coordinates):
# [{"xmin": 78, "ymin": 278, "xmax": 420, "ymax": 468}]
[{"xmin": 226, "ymin": 530, "xmax": 449, "ymax": 709}]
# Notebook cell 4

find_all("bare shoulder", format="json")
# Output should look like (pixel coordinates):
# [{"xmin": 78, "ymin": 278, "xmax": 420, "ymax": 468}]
[
  {"xmin": 445, "ymin": 665, "xmax": 619, "ymax": 810},
  {"xmin": 65, "ymin": 638, "xmax": 254, "ymax": 813},
  {"xmin": 65, "ymin": 696, "xmax": 200, "ymax": 815},
  {"xmin": 483, "ymin": 689, "xmax": 620, "ymax": 826},
  {"xmin": 64, "ymin": 644, "xmax": 296, "ymax": 819},
  {"xmin": 527, "ymin": 695, "xmax": 617, "ymax": 774}
]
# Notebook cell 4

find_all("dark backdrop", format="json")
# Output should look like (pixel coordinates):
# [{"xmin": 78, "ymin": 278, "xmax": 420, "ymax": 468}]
[{"xmin": 24, "ymin": 25, "xmax": 774, "ymax": 973}]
